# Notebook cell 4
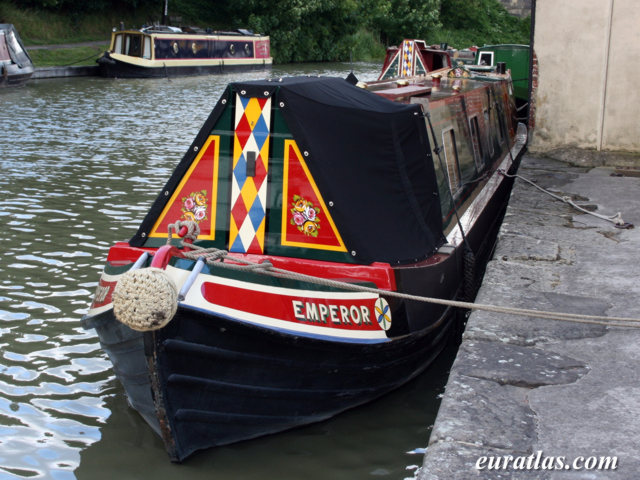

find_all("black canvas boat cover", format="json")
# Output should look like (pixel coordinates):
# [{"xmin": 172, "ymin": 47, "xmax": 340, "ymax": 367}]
[
  {"xmin": 248, "ymin": 76, "xmax": 446, "ymax": 264},
  {"xmin": 132, "ymin": 76, "xmax": 445, "ymax": 265}
]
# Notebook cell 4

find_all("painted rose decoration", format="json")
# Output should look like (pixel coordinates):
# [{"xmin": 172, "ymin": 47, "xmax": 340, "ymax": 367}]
[
  {"xmin": 182, "ymin": 190, "xmax": 208, "ymax": 223},
  {"xmin": 290, "ymin": 195, "xmax": 320, "ymax": 237}
]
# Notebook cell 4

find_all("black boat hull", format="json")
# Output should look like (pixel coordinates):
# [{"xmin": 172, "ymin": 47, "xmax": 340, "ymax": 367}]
[
  {"xmin": 86, "ymin": 297, "xmax": 455, "ymax": 462},
  {"xmin": 152, "ymin": 304, "xmax": 453, "ymax": 461}
]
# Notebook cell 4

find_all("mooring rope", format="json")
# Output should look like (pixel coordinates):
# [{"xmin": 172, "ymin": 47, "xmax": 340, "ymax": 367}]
[
  {"xmin": 498, "ymin": 169, "xmax": 634, "ymax": 229},
  {"xmin": 165, "ymin": 224, "xmax": 640, "ymax": 329}
]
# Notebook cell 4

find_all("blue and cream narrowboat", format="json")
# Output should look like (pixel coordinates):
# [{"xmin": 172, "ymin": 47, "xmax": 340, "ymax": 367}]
[{"xmin": 97, "ymin": 25, "xmax": 271, "ymax": 78}]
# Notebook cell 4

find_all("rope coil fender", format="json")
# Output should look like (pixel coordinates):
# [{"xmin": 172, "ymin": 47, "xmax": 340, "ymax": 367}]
[{"xmin": 112, "ymin": 267, "xmax": 178, "ymax": 332}]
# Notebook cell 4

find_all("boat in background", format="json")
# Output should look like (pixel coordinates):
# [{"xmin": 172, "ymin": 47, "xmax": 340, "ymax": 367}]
[
  {"xmin": 97, "ymin": 25, "xmax": 271, "ymax": 78},
  {"xmin": 0, "ymin": 24, "xmax": 34, "ymax": 87},
  {"xmin": 83, "ymin": 58, "xmax": 527, "ymax": 461},
  {"xmin": 450, "ymin": 46, "xmax": 477, "ymax": 65},
  {"xmin": 378, "ymin": 39, "xmax": 452, "ymax": 80},
  {"xmin": 469, "ymin": 44, "xmax": 531, "ymax": 121}
]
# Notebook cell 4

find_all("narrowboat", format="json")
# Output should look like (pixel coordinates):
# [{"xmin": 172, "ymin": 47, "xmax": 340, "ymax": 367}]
[
  {"xmin": 378, "ymin": 39, "xmax": 452, "ymax": 80},
  {"xmin": 0, "ymin": 24, "xmax": 34, "ymax": 87},
  {"xmin": 469, "ymin": 44, "xmax": 531, "ymax": 121},
  {"xmin": 96, "ymin": 25, "xmax": 271, "ymax": 78},
  {"xmin": 82, "ymin": 65, "xmax": 527, "ymax": 461}
]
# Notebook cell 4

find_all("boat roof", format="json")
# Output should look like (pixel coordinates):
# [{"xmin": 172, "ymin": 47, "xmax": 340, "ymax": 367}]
[
  {"xmin": 477, "ymin": 44, "xmax": 530, "ymax": 51},
  {"xmin": 121, "ymin": 26, "xmax": 265, "ymax": 37}
]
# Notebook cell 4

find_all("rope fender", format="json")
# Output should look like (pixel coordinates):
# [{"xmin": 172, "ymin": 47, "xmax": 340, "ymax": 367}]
[{"xmin": 112, "ymin": 267, "xmax": 178, "ymax": 332}]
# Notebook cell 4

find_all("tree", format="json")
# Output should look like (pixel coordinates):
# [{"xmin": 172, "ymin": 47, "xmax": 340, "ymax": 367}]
[
  {"xmin": 225, "ymin": 0, "xmax": 360, "ymax": 63},
  {"xmin": 360, "ymin": 0, "xmax": 442, "ymax": 46}
]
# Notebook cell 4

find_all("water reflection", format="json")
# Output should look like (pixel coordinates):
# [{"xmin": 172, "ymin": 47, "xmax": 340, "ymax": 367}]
[{"xmin": 0, "ymin": 63, "xmax": 453, "ymax": 479}]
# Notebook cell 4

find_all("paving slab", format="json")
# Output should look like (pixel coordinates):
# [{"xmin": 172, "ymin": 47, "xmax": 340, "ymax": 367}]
[{"xmin": 418, "ymin": 154, "xmax": 640, "ymax": 479}]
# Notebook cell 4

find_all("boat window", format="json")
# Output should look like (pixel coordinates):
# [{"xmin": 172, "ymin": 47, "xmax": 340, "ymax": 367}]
[
  {"xmin": 488, "ymin": 89, "xmax": 504, "ymax": 147},
  {"xmin": 124, "ymin": 34, "xmax": 143, "ymax": 57},
  {"xmin": 478, "ymin": 51, "xmax": 494, "ymax": 66},
  {"xmin": 113, "ymin": 34, "xmax": 123, "ymax": 54},
  {"xmin": 431, "ymin": 139, "xmax": 453, "ymax": 216},
  {"xmin": 497, "ymin": 104, "xmax": 507, "ymax": 146},
  {"xmin": 143, "ymin": 36, "xmax": 152, "ymax": 59},
  {"xmin": 484, "ymin": 108, "xmax": 494, "ymax": 157},
  {"xmin": 441, "ymin": 128, "xmax": 461, "ymax": 194},
  {"xmin": 469, "ymin": 115, "xmax": 485, "ymax": 169},
  {"xmin": 431, "ymin": 53, "xmax": 447, "ymax": 70}
]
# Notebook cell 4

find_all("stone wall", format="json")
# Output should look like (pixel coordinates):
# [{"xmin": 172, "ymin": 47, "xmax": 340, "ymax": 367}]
[{"xmin": 529, "ymin": 0, "xmax": 640, "ymax": 155}]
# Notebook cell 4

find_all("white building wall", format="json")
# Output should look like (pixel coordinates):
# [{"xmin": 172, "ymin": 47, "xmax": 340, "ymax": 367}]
[{"xmin": 530, "ymin": 0, "xmax": 640, "ymax": 153}]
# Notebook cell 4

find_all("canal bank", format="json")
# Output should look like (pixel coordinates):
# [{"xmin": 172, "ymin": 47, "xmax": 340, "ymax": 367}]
[
  {"xmin": 26, "ymin": 41, "xmax": 105, "ymax": 78},
  {"xmin": 419, "ymin": 153, "xmax": 640, "ymax": 478},
  {"xmin": 32, "ymin": 65, "xmax": 99, "ymax": 79}
]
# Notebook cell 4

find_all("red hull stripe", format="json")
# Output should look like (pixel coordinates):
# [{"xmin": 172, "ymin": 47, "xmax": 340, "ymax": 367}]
[{"xmin": 197, "ymin": 276, "xmax": 389, "ymax": 340}]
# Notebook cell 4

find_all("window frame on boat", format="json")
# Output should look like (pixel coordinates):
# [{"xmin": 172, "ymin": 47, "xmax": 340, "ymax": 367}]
[
  {"xmin": 483, "ymin": 107, "xmax": 495, "ymax": 158},
  {"xmin": 468, "ymin": 114, "xmax": 485, "ymax": 171},
  {"xmin": 478, "ymin": 51, "xmax": 494, "ymax": 66},
  {"xmin": 112, "ymin": 32, "xmax": 153, "ymax": 60},
  {"xmin": 441, "ymin": 127, "xmax": 461, "ymax": 195},
  {"xmin": 488, "ymin": 89, "xmax": 505, "ymax": 147}
]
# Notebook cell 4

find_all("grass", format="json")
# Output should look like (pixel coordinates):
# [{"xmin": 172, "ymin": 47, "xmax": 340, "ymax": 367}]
[
  {"xmin": 0, "ymin": 0, "xmax": 153, "ymax": 67},
  {"xmin": 0, "ymin": 1, "xmax": 152, "ymax": 45},
  {"xmin": 27, "ymin": 44, "xmax": 109, "ymax": 67}
]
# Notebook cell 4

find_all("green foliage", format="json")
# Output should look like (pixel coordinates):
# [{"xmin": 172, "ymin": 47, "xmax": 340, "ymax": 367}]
[
  {"xmin": 11, "ymin": 0, "xmax": 156, "ymax": 14},
  {"xmin": 433, "ymin": 0, "xmax": 530, "ymax": 48},
  {"xmin": 2, "ymin": 0, "xmax": 530, "ymax": 62},
  {"xmin": 363, "ymin": 0, "xmax": 442, "ymax": 46},
  {"xmin": 224, "ymin": 0, "xmax": 362, "ymax": 63}
]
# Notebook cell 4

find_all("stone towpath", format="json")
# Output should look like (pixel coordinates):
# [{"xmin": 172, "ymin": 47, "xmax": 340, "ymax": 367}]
[{"xmin": 419, "ymin": 154, "xmax": 640, "ymax": 479}]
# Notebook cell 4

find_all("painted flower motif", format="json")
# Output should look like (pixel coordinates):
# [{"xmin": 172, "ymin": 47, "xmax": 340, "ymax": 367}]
[
  {"xmin": 303, "ymin": 221, "xmax": 317, "ymax": 235},
  {"xmin": 194, "ymin": 206, "xmax": 206, "ymax": 221},
  {"xmin": 194, "ymin": 193, "xmax": 206, "ymax": 206},
  {"xmin": 290, "ymin": 195, "xmax": 320, "ymax": 237},
  {"xmin": 293, "ymin": 212, "xmax": 305, "ymax": 226},
  {"xmin": 294, "ymin": 199, "xmax": 307, "ymax": 212},
  {"xmin": 304, "ymin": 206, "xmax": 316, "ymax": 221},
  {"xmin": 182, "ymin": 190, "xmax": 208, "ymax": 223}
]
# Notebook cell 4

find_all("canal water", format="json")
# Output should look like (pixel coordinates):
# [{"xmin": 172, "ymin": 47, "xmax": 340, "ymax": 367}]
[{"xmin": 0, "ymin": 63, "xmax": 457, "ymax": 480}]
